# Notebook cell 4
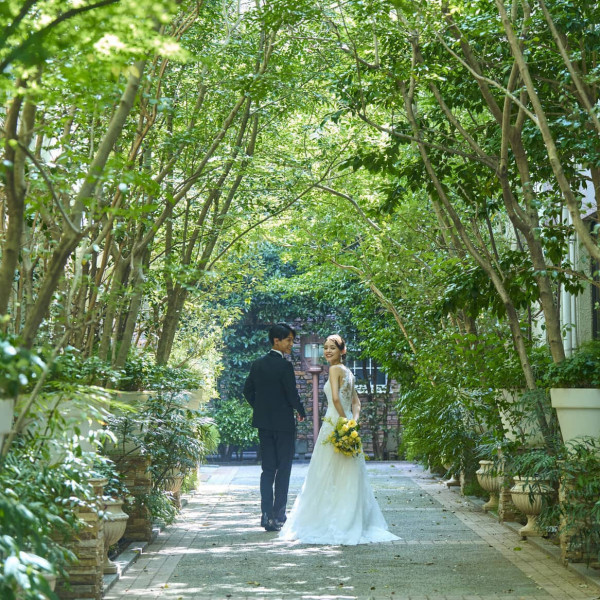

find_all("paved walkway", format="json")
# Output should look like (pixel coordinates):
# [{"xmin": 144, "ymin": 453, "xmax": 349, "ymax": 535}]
[{"xmin": 104, "ymin": 462, "xmax": 600, "ymax": 600}]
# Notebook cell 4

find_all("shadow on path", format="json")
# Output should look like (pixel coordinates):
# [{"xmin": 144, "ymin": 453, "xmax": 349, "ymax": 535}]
[{"xmin": 104, "ymin": 462, "xmax": 598, "ymax": 600}]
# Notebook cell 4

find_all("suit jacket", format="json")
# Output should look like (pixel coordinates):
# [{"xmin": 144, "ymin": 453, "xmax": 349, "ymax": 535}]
[{"xmin": 243, "ymin": 350, "xmax": 306, "ymax": 432}]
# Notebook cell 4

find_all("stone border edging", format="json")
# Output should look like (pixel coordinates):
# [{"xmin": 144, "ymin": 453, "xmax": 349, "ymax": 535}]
[
  {"xmin": 439, "ymin": 475, "xmax": 600, "ymax": 593},
  {"xmin": 102, "ymin": 494, "xmax": 191, "ymax": 595}
]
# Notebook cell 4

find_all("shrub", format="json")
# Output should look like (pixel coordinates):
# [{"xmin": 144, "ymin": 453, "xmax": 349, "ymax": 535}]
[
  {"xmin": 211, "ymin": 398, "xmax": 258, "ymax": 460},
  {"xmin": 544, "ymin": 340, "xmax": 600, "ymax": 388}
]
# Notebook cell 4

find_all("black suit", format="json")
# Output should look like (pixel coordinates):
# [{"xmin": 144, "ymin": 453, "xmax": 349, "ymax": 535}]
[{"xmin": 243, "ymin": 350, "xmax": 306, "ymax": 522}]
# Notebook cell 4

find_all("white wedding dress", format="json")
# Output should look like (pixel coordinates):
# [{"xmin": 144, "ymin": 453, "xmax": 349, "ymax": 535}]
[{"xmin": 279, "ymin": 366, "xmax": 399, "ymax": 545}]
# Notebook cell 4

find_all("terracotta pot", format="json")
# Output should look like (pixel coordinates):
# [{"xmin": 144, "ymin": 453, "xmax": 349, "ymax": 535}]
[
  {"xmin": 510, "ymin": 476, "xmax": 552, "ymax": 538},
  {"xmin": 103, "ymin": 499, "xmax": 129, "ymax": 574},
  {"xmin": 476, "ymin": 460, "xmax": 501, "ymax": 511}
]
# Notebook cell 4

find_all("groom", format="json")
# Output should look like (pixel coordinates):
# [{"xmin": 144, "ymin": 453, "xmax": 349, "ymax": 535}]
[{"xmin": 243, "ymin": 323, "xmax": 306, "ymax": 532}]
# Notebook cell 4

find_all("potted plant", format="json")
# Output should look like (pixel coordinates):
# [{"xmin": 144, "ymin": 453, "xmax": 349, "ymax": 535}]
[
  {"xmin": 510, "ymin": 475, "xmax": 553, "ymax": 538},
  {"xmin": 546, "ymin": 341, "xmax": 600, "ymax": 448},
  {"xmin": 476, "ymin": 459, "xmax": 502, "ymax": 511},
  {"xmin": 93, "ymin": 459, "xmax": 131, "ymax": 575},
  {"xmin": 0, "ymin": 337, "xmax": 45, "ymax": 456},
  {"xmin": 497, "ymin": 388, "xmax": 549, "ymax": 448}
]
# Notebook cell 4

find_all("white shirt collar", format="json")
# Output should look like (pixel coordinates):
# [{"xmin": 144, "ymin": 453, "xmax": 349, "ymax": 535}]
[{"xmin": 271, "ymin": 349, "xmax": 283, "ymax": 357}]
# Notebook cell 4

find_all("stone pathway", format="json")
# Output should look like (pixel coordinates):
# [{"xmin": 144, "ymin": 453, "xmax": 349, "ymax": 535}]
[{"xmin": 104, "ymin": 462, "xmax": 600, "ymax": 600}]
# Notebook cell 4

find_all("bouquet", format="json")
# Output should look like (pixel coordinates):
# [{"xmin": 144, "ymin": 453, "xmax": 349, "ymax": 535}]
[{"xmin": 323, "ymin": 417, "xmax": 363, "ymax": 457}]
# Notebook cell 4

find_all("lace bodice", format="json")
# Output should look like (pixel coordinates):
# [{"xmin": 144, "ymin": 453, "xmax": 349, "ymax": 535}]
[{"xmin": 323, "ymin": 365, "xmax": 354, "ymax": 418}]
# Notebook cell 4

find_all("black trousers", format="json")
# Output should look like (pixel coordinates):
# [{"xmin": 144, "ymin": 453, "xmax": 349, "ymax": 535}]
[{"xmin": 258, "ymin": 428, "xmax": 295, "ymax": 521}]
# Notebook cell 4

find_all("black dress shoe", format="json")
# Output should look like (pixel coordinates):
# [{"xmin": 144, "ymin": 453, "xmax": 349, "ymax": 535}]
[
  {"xmin": 264, "ymin": 518, "xmax": 281, "ymax": 532},
  {"xmin": 260, "ymin": 512, "xmax": 271, "ymax": 527},
  {"xmin": 274, "ymin": 519, "xmax": 285, "ymax": 529}
]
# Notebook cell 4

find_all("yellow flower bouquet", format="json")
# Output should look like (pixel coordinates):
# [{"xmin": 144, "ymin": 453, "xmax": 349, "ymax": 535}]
[{"xmin": 323, "ymin": 417, "xmax": 363, "ymax": 457}]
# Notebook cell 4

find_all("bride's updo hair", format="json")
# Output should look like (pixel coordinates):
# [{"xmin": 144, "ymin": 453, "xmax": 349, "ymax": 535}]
[{"xmin": 326, "ymin": 334, "xmax": 347, "ymax": 361}]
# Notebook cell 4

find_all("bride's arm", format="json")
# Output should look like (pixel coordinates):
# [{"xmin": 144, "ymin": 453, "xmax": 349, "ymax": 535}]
[
  {"xmin": 351, "ymin": 389, "xmax": 360, "ymax": 421},
  {"xmin": 329, "ymin": 365, "xmax": 347, "ymax": 418}
]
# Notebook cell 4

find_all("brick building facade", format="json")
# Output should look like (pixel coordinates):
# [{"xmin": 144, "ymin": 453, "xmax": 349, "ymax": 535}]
[{"xmin": 290, "ymin": 335, "xmax": 401, "ymax": 459}]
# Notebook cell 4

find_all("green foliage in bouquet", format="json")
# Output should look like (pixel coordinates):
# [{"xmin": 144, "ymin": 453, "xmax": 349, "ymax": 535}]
[{"xmin": 323, "ymin": 417, "xmax": 363, "ymax": 457}]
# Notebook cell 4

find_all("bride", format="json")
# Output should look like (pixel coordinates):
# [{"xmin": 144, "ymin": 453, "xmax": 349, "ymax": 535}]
[{"xmin": 279, "ymin": 334, "xmax": 399, "ymax": 545}]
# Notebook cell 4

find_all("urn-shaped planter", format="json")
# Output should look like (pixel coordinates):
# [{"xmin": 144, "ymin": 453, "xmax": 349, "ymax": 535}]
[
  {"xmin": 164, "ymin": 469, "xmax": 185, "ymax": 494},
  {"xmin": 510, "ymin": 476, "xmax": 552, "ymax": 538},
  {"xmin": 476, "ymin": 460, "xmax": 501, "ymax": 511},
  {"xmin": 550, "ymin": 388, "xmax": 600, "ymax": 449},
  {"xmin": 103, "ymin": 499, "xmax": 129, "ymax": 574},
  {"xmin": 45, "ymin": 573, "xmax": 57, "ymax": 592},
  {"xmin": 443, "ymin": 462, "xmax": 460, "ymax": 487}
]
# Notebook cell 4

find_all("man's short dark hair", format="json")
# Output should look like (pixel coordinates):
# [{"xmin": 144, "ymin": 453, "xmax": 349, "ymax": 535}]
[{"xmin": 269, "ymin": 323, "xmax": 296, "ymax": 345}]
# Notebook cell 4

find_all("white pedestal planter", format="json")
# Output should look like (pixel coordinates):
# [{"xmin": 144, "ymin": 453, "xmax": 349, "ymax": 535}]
[
  {"xmin": 184, "ymin": 389, "xmax": 204, "ymax": 411},
  {"xmin": 443, "ymin": 463, "xmax": 460, "ymax": 487},
  {"xmin": 497, "ymin": 389, "xmax": 545, "ymax": 447},
  {"xmin": 45, "ymin": 573, "xmax": 57, "ymax": 592},
  {"xmin": 295, "ymin": 438, "xmax": 308, "ymax": 458},
  {"xmin": 476, "ymin": 460, "xmax": 501, "ymax": 511},
  {"xmin": 0, "ymin": 398, "xmax": 15, "ymax": 454},
  {"xmin": 510, "ymin": 476, "xmax": 552, "ymax": 538},
  {"xmin": 550, "ymin": 388, "xmax": 600, "ymax": 447},
  {"xmin": 103, "ymin": 499, "xmax": 129, "ymax": 574}
]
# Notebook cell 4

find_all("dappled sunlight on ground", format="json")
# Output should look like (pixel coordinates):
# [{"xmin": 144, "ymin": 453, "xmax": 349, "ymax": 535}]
[{"xmin": 104, "ymin": 462, "xmax": 599, "ymax": 600}]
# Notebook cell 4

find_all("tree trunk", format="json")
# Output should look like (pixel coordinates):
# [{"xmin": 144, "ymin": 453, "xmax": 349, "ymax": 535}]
[
  {"xmin": 495, "ymin": 0, "xmax": 600, "ymax": 264},
  {"xmin": 0, "ymin": 90, "xmax": 35, "ymax": 317},
  {"xmin": 20, "ymin": 61, "xmax": 146, "ymax": 347},
  {"xmin": 155, "ymin": 285, "xmax": 187, "ymax": 365},
  {"xmin": 98, "ymin": 254, "xmax": 129, "ymax": 361},
  {"xmin": 401, "ymin": 82, "xmax": 555, "ymax": 447},
  {"xmin": 114, "ymin": 248, "xmax": 149, "ymax": 368}
]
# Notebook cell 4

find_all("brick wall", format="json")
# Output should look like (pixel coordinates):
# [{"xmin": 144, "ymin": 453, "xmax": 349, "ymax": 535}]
[{"xmin": 291, "ymin": 346, "xmax": 400, "ymax": 458}]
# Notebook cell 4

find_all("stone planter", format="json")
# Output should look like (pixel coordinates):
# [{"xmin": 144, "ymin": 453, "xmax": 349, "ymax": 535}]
[
  {"xmin": 16, "ymin": 573, "xmax": 56, "ymax": 599},
  {"xmin": 104, "ymin": 391, "xmax": 151, "ymax": 456},
  {"xmin": 295, "ymin": 438, "xmax": 308, "ymax": 458},
  {"xmin": 0, "ymin": 397, "xmax": 14, "ymax": 454},
  {"xmin": 164, "ymin": 469, "xmax": 185, "ymax": 493},
  {"xmin": 476, "ymin": 460, "xmax": 501, "ymax": 511},
  {"xmin": 56, "ymin": 477, "xmax": 107, "ymax": 599},
  {"xmin": 497, "ymin": 389, "xmax": 544, "ymax": 447},
  {"xmin": 103, "ymin": 498, "xmax": 129, "ymax": 574},
  {"xmin": 185, "ymin": 389, "xmax": 204, "ymax": 411},
  {"xmin": 443, "ymin": 463, "xmax": 460, "ymax": 487},
  {"xmin": 550, "ymin": 388, "xmax": 600, "ymax": 448},
  {"xmin": 510, "ymin": 476, "xmax": 552, "ymax": 538},
  {"xmin": 45, "ymin": 573, "xmax": 57, "ymax": 592}
]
